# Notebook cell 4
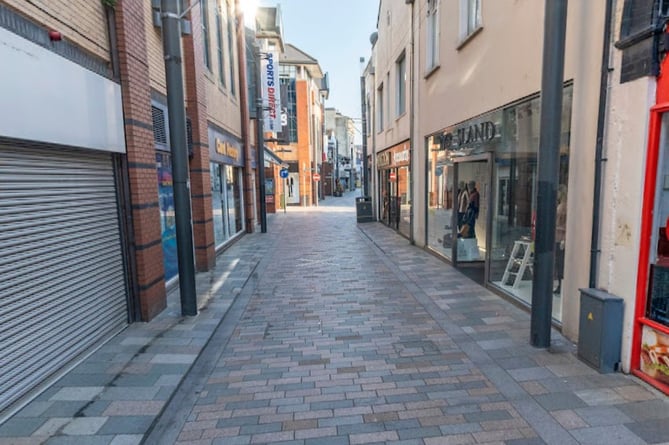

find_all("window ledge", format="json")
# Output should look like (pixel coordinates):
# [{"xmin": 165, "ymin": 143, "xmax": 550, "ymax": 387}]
[
  {"xmin": 457, "ymin": 25, "xmax": 483, "ymax": 51},
  {"xmin": 424, "ymin": 64, "xmax": 440, "ymax": 80}
]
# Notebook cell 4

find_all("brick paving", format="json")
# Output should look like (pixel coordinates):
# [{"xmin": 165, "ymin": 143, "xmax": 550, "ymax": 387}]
[{"xmin": 2, "ymin": 191, "xmax": 669, "ymax": 444}]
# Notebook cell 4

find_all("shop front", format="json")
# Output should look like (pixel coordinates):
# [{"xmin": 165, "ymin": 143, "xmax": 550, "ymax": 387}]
[
  {"xmin": 0, "ymin": 21, "xmax": 129, "ymax": 413},
  {"xmin": 377, "ymin": 141, "xmax": 411, "ymax": 238},
  {"xmin": 632, "ymin": 63, "xmax": 669, "ymax": 393},
  {"xmin": 426, "ymin": 84, "xmax": 573, "ymax": 321},
  {"xmin": 209, "ymin": 127, "xmax": 245, "ymax": 250}
]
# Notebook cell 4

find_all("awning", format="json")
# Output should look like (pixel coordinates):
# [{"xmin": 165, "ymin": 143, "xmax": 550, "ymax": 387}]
[{"xmin": 264, "ymin": 146, "xmax": 286, "ymax": 166}]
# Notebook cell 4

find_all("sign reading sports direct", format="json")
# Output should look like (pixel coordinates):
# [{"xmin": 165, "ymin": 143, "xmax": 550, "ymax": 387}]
[{"xmin": 261, "ymin": 51, "xmax": 282, "ymax": 132}]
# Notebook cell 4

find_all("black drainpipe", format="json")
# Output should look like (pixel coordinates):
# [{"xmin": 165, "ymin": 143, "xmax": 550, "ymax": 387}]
[
  {"xmin": 589, "ymin": 0, "xmax": 614, "ymax": 288},
  {"xmin": 408, "ymin": 0, "xmax": 415, "ymax": 244}
]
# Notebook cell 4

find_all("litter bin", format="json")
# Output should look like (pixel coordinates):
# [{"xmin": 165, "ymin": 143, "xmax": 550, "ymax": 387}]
[{"xmin": 356, "ymin": 197, "xmax": 373, "ymax": 223}]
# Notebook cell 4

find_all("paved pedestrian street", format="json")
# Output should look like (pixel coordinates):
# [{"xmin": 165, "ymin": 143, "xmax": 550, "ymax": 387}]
[
  {"xmin": 3, "ymin": 192, "xmax": 669, "ymax": 444},
  {"xmin": 146, "ymin": 193, "xmax": 669, "ymax": 445}
]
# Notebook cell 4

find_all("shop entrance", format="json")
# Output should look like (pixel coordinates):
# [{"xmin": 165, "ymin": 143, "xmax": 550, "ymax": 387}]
[{"xmin": 452, "ymin": 155, "xmax": 491, "ymax": 283}]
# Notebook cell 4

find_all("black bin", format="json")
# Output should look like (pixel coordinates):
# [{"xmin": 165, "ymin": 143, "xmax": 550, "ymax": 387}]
[
  {"xmin": 578, "ymin": 288, "xmax": 624, "ymax": 373},
  {"xmin": 356, "ymin": 197, "xmax": 373, "ymax": 223}
]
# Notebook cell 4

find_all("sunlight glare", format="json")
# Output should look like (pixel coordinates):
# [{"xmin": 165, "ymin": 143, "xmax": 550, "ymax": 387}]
[{"xmin": 241, "ymin": 0, "xmax": 258, "ymax": 27}]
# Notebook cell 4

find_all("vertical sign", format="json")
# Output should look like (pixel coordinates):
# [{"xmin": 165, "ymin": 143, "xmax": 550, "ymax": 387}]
[{"xmin": 261, "ymin": 51, "xmax": 282, "ymax": 132}]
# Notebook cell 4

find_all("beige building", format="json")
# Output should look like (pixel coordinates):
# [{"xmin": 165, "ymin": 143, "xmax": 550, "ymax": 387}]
[
  {"xmin": 367, "ymin": 0, "xmax": 669, "ymax": 394},
  {"xmin": 366, "ymin": 0, "xmax": 621, "ymax": 370}
]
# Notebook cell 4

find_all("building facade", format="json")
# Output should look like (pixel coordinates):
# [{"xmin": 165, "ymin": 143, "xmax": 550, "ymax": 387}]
[
  {"xmin": 365, "ymin": 0, "xmax": 603, "ymax": 327},
  {"xmin": 273, "ymin": 44, "xmax": 327, "ymax": 207},
  {"xmin": 364, "ymin": 0, "xmax": 669, "ymax": 386},
  {"xmin": 0, "ymin": 0, "xmax": 256, "ymax": 417}
]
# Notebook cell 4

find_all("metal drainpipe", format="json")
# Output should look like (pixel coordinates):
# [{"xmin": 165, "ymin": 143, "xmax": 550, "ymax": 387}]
[
  {"xmin": 589, "ymin": 0, "xmax": 614, "ymax": 288},
  {"xmin": 408, "ymin": 0, "xmax": 415, "ymax": 244}
]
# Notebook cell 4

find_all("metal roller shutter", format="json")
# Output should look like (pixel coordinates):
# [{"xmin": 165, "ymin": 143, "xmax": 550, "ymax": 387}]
[{"xmin": 0, "ymin": 145, "xmax": 128, "ymax": 412}]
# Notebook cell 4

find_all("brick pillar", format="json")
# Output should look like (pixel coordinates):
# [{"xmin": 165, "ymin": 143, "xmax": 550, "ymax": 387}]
[
  {"xmin": 235, "ymin": 0, "xmax": 256, "ymax": 233},
  {"xmin": 182, "ymin": 2, "xmax": 215, "ymax": 271},
  {"xmin": 116, "ymin": 0, "xmax": 166, "ymax": 321}
]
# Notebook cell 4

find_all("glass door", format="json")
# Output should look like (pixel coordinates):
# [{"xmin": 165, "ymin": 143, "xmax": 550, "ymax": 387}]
[{"xmin": 453, "ymin": 155, "xmax": 491, "ymax": 267}]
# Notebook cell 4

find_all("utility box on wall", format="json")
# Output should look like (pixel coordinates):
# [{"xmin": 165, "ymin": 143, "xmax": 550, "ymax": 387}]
[{"xmin": 578, "ymin": 288, "xmax": 624, "ymax": 373}]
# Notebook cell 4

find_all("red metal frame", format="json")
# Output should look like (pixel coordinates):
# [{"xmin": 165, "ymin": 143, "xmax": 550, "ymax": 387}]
[{"xmin": 631, "ymin": 43, "xmax": 669, "ymax": 391}]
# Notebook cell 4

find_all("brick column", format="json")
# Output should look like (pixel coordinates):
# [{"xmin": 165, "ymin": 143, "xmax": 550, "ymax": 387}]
[
  {"xmin": 116, "ymin": 0, "xmax": 166, "ymax": 320},
  {"xmin": 235, "ymin": 0, "xmax": 256, "ymax": 233},
  {"xmin": 182, "ymin": 2, "xmax": 216, "ymax": 271}
]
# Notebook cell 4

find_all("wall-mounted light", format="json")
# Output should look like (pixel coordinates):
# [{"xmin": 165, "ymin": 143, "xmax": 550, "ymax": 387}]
[{"xmin": 48, "ymin": 30, "xmax": 62, "ymax": 41}]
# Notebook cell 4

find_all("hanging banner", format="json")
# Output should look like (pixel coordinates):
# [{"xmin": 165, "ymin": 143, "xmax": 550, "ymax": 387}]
[{"xmin": 261, "ymin": 51, "xmax": 282, "ymax": 133}]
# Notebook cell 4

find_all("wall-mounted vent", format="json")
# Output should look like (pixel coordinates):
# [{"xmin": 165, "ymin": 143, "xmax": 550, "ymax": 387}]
[
  {"xmin": 186, "ymin": 117, "xmax": 193, "ymax": 157},
  {"xmin": 152, "ymin": 106, "xmax": 167, "ymax": 144}
]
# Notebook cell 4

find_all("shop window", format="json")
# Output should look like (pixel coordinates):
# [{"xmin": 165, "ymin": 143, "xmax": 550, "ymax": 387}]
[{"xmin": 156, "ymin": 152, "xmax": 178, "ymax": 281}]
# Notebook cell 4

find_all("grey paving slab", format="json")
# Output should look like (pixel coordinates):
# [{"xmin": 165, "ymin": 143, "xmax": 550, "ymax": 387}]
[{"xmin": 3, "ymin": 192, "xmax": 669, "ymax": 445}]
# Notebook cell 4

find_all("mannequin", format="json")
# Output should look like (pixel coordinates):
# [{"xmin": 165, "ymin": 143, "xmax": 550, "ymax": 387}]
[
  {"xmin": 457, "ymin": 181, "xmax": 469, "ymax": 228},
  {"xmin": 554, "ymin": 185, "xmax": 567, "ymax": 294}
]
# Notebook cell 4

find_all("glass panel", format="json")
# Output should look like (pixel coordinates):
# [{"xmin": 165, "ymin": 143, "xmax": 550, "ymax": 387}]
[
  {"xmin": 225, "ymin": 166, "xmax": 243, "ymax": 234},
  {"xmin": 210, "ymin": 163, "xmax": 225, "ymax": 246},
  {"xmin": 398, "ymin": 166, "xmax": 411, "ymax": 237},
  {"xmin": 488, "ymin": 84, "xmax": 572, "ymax": 322},
  {"xmin": 647, "ymin": 113, "xmax": 669, "ymax": 326},
  {"xmin": 456, "ymin": 161, "xmax": 486, "ymax": 262},
  {"xmin": 156, "ymin": 152, "xmax": 178, "ymax": 281},
  {"xmin": 427, "ymin": 140, "xmax": 454, "ymax": 259}
]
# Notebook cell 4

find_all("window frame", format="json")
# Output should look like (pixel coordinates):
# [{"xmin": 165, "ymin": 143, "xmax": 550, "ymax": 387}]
[
  {"xmin": 215, "ymin": 1, "xmax": 226, "ymax": 87},
  {"xmin": 459, "ymin": 0, "xmax": 482, "ymax": 44},
  {"xmin": 396, "ymin": 52, "xmax": 407, "ymax": 117},
  {"xmin": 377, "ymin": 83, "xmax": 384, "ymax": 133},
  {"xmin": 226, "ymin": 0, "xmax": 237, "ymax": 96},
  {"xmin": 426, "ymin": 0, "xmax": 440, "ymax": 72},
  {"xmin": 201, "ymin": 0, "xmax": 212, "ymax": 71}
]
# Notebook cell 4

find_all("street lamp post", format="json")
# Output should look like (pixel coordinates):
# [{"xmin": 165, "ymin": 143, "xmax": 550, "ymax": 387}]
[{"xmin": 160, "ymin": 0, "xmax": 197, "ymax": 316}]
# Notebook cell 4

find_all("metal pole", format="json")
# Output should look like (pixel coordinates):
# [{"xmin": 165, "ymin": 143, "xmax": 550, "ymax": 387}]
[
  {"xmin": 530, "ymin": 0, "xmax": 568, "ymax": 348},
  {"xmin": 255, "ymin": 45, "xmax": 267, "ymax": 233},
  {"xmin": 160, "ymin": 0, "xmax": 197, "ymax": 316}
]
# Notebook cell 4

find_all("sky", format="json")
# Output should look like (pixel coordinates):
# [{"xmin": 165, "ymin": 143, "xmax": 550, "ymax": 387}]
[{"xmin": 254, "ymin": 0, "xmax": 380, "ymax": 141}]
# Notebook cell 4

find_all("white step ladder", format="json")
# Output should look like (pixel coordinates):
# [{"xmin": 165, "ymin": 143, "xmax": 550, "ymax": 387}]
[{"xmin": 501, "ymin": 240, "xmax": 533, "ymax": 289}]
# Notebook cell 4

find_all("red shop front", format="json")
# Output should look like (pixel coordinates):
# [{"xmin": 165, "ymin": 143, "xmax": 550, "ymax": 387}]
[{"xmin": 633, "ymin": 44, "xmax": 669, "ymax": 393}]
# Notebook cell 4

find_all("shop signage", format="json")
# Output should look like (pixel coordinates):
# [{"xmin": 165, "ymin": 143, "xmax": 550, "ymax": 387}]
[
  {"xmin": 215, "ymin": 138, "xmax": 239, "ymax": 160},
  {"xmin": 394, "ymin": 149, "xmax": 409, "ymax": 163},
  {"xmin": 377, "ymin": 151, "xmax": 391, "ymax": 168},
  {"xmin": 261, "ymin": 51, "xmax": 282, "ymax": 132},
  {"xmin": 438, "ymin": 121, "xmax": 497, "ymax": 151}
]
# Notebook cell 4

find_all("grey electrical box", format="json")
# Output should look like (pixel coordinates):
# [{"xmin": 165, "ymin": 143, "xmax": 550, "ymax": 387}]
[{"xmin": 578, "ymin": 288, "xmax": 624, "ymax": 373}]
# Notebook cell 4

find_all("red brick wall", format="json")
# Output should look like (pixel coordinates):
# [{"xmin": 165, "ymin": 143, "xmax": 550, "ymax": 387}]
[
  {"xmin": 116, "ymin": 0, "xmax": 166, "ymax": 321},
  {"xmin": 183, "ymin": 3, "xmax": 216, "ymax": 271},
  {"xmin": 296, "ymin": 80, "xmax": 313, "ymax": 205}
]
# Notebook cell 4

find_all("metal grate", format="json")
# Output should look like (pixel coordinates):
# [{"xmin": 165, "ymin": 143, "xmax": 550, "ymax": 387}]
[{"xmin": 152, "ymin": 106, "xmax": 167, "ymax": 144}]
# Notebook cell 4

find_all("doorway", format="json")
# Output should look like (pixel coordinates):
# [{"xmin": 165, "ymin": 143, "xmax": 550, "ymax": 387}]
[{"xmin": 452, "ymin": 155, "xmax": 492, "ymax": 284}]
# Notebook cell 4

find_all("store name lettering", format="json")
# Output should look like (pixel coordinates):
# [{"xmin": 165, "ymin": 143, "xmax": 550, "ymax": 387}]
[
  {"xmin": 438, "ymin": 121, "xmax": 497, "ymax": 151},
  {"xmin": 216, "ymin": 138, "xmax": 239, "ymax": 159},
  {"xmin": 394, "ymin": 150, "xmax": 409, "ymax": 163}
]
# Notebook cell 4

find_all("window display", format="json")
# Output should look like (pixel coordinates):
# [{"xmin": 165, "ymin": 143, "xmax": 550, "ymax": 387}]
[
  {"xmin": 425, "ymin": 84, "xmax": 573, "ymax": 321},
  {"xmin": 157, "ymin": 152, "xmax": 178, "ymax": 281}
]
